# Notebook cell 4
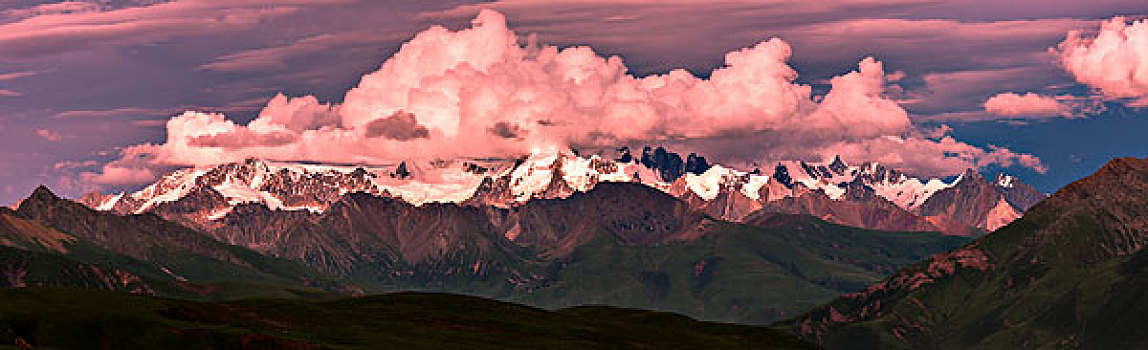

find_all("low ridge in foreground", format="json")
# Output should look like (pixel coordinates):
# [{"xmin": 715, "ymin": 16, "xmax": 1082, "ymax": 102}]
[{"xmin": 0, "ymin": 287, "xmax": 814, "ymax": 349}]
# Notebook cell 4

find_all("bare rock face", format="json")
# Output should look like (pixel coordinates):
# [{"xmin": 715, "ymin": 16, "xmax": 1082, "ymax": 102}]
[
  {"xmin": 147, "ymin": 185, "xmax": 231, "ymax": 230},
  {"xmin": 640, "ymin": 146, "xmax": 686, "ymax": 182},
  {"xmin": 509, "ymin": 182, "xmax": 711, "ymax": 257},
  {"xmin": 78, "ymin": 191, "xmax": 115, "ymax": 210},
  {"xmin": 210, "ymin": 203, "xmax": 319, "ymax": 251},
  {"xmin": 915, "ymin": 169, "xmax": 1038, "ymax": 231},
  {"xmin": 995, "ymin": 173, "xmax": 1045, "ymax": 211},
  {"xmin": 463, "ymin": 176, "xmax": 517, "ymax": 208},
  {"xmin": 215, "ymin": 182, "xmax": 712, "ymax": 276},
  {"xmin": 755, "ymin": 191, "xmax": 942, "ymax": 234}
]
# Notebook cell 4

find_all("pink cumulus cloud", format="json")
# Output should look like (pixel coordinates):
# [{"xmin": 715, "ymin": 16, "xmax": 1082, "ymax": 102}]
[
  {"xmin": 88, "ymin": 9, "xmax": 1045, "ymax": 184},
  {"xmin": 1057, "ymin": 16, "xmax": 1148, "ymax": 106},
  {"xmin": 83, "ymin": 164, "xmax": 158, "ymax": 185},
  {"xmin": 984, "ymin": 92, "xmax": 1065, "ymax": 116}
]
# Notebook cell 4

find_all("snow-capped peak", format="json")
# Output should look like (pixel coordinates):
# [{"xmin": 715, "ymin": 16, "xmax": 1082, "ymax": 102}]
[
  {"xmin": 83, "ymin": 149, "xmax": 1030, "ymax": 234},
  {"xmin": 496, "ymin": 151, "xmax": 646, "ymax": 204},
  {"xmin": 996, "ymin": 174, "xmax": 1016, "ymax": 188}
]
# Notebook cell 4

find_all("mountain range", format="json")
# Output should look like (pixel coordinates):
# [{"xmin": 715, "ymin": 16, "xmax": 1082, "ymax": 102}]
[
  {"xmin": 7, "ymin": 149, "xmax": 1148, "ymax": 348},
  {"xmin": 80, "ymin": 146, "xmax": 1044, "ymax": 236},
  {"xmin": 4, "ymin": 167, "xmax": 973, "ymax": 325}
]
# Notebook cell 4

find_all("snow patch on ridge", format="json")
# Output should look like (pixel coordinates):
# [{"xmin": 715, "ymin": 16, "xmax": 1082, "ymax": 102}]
[
  {"xmin": 132, "ymin": 168, "xmax": 206, "ymax": 213},
  {"xmin": 374, "ymin": 162, "xmax": 487, "ymax": 206},
  {"xmin": 682, "ymin": 165, "xmax": 771, "ymax": 201},
  {"xmin": 871, "ymin": 177, "xmax": 956, "ymax": 210},
  {"xmin": 997, "ymin": 174, "xmax": 1015, "ymax": 188}
]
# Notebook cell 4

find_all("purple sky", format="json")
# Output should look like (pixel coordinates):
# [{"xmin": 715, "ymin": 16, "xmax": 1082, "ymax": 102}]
[{"xmin": 1, "ymin": 0, "xmax": 1147, "ymax": 204}]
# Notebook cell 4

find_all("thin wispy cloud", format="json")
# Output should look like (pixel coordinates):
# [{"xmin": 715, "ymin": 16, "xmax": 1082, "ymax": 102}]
[{"xmin": 0, "ymin": 0, "xmax": 352, "ymax": 58}]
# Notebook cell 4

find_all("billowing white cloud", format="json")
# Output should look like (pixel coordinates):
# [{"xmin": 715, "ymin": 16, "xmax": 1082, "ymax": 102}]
[
  {"xmin": 1056, "ymin": 16, "xmax": 1148, "ymax": 106},
  {"xmin": 984, "ymin": 92, "xmax": 1065, "ymax": 116},
  {"xmin": 88, "ymin": 9, "xmax": 1044, "ymax": 184}
]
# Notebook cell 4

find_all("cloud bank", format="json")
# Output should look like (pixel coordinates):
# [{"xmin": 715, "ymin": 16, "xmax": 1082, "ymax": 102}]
[
  {"xmin": 1057, "ymin": 16, "xmax": 1148, "ymax": 106},
  {"xmin": 87, "ymin": 9, "xmax": 1044, "ymax": 184}
]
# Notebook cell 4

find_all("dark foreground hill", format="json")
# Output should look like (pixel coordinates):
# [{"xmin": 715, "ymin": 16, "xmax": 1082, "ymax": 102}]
[
  {"xmin": 785, "ymin": 157, "xmax": 1148, "ymax": 349},
  {"xmin": 0, "ymin": 287, "xmax": 814, "ymax": 350}
]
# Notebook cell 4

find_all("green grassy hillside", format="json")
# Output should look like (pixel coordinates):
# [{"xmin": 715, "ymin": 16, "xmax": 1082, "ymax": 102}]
[{"xmin": 520, "ymin": 217, "xmax": 969, "ymax": 325}]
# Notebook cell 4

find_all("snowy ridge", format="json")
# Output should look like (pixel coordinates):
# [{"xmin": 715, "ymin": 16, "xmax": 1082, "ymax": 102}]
[
  {"xmin": 84, "ymin": 149, "xmax": 1033, "ymax": 234},
  {"xmin": 679, "ymin": 157, "xmax": 959, "ymax": 210},
  {"xmin": 681, "ymin": 165, "xmax": 770, "ymax": 201},
  {"xmin": 132, "ymin": 168, "xmax": 206, "ymax": 213},
  {"xmin": 92, "ymin": 158, "xmax": 487, "ymax": 217}
]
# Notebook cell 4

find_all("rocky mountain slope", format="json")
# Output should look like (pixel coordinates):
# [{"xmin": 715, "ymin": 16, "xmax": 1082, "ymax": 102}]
[
  {"xmin": 785, "ymin": 157, "xmax": 1148, "ymax": 349},
  {"xmin": 181, "ymin": 182, "xmax": 973, "ymax": 324},
  {"xmin": 15, "ymin": 180, "xmax": 970, "ymax": 325},
  {"xmin": 5, "ymin": 186, "xmax": 350, "ymax": 299}
]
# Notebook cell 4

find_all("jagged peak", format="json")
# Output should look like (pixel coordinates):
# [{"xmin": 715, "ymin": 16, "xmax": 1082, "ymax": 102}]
[
  {"xmin": 29, "ymin": 185, "xmax": 58, "ymax": 201},
  {"xmin": 953, "ymin": 168, "xmax": 985, "ymax": 185},
  {"xmin": 241, "ymin": 157, "xmax": 266, "ymax": 166},
  {"xmin": 828, "ymin": 155, "xmax": 848, "ymax": 174},
  {"xmin": 392, "ymin": 161, "xmax": 412, "ymax": 179}
]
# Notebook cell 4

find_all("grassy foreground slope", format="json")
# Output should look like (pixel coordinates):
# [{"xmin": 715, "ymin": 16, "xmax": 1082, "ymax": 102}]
[
  {"xmin": 786, "ymin": 157, "xmax": 1148, "ymax": 349},
  {"xmin": 0, "ymin": 287, "xmax": 814, "ymax": 350}
]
